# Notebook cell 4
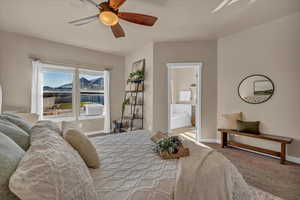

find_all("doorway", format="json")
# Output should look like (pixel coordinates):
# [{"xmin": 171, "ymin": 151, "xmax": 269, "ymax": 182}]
[{"xmin": 167, "ymin": 63, "xmax": 202, "ymax": 142}]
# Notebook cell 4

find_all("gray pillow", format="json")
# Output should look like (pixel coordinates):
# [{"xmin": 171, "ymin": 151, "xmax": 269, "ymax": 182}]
[
  {"xmin": 0, "ymin": 114, "xmax": 32, "ymax": 134},
  {"xmin": 9, "ymin": 125, "xmax": 98, "ymax": 200},
  {"xmin": 2, "ymin": 112, "xmax": 22, "ymax": 119},
  {"xmin": 0, "ymin": 120, "xmax": 30, "ymax": 150},
  {"xmin": 0, "ymin": 132, "xmax": 25, "ymax": 200}
]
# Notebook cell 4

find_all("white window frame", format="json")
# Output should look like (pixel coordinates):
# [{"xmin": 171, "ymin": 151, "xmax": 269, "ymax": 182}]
[
  {"xmin": 35, "ymin": 63, "xmax": 106, "ymax": 121},
  {"xmin": 78, "ymin": 69, "xmax": 105, "ymax": 121}
]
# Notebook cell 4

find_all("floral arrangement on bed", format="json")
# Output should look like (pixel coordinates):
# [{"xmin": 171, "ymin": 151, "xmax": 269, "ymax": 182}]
[
  {"xmin": 154, "ymin": 136, "xmax": 181, "ymax": 153},
  {"xmin": 153, "ymin": 136, "xmax": 190, "ymax": 159}
]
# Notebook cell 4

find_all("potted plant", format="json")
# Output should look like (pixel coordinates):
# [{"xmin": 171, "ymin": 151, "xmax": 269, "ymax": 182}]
[
  {"xmin": 122, "ymin": 98, "xmax": 130, "ymax": 110},
  {"xmin": 127, "ymin": 69, "xmax": 144, "ymax": 84},
  {"xmin": 190, "ymin": 83, "xmax": 196, "ymax": 88}
]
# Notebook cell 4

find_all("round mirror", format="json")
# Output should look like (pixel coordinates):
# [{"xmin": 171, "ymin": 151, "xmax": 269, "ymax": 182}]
[{"xmin": 238, "ymin": 75, "xmax": 274, "ymax": 104}]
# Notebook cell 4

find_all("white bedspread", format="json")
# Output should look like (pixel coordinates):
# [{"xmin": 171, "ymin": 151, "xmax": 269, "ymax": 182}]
[
  {"xmin": 89, "ymin": 132, "xmax": 178, "ymax": 200},
  {"xmin": 89, "ymin": 131, "xmax": 282, "ymax": 200}
]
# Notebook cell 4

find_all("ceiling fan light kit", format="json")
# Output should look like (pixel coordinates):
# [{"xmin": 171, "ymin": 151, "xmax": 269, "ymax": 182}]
[
  {"xmin": 100, "ymin": 11, "xmax": 119, "ymax": 26},
  {"xmin": 69, "ymin": 0, "xmax": 158, "ymax": 38}
]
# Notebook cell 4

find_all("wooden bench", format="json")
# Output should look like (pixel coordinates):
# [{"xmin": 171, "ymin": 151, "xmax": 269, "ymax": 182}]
[{"xmin": 218, "ymin": 129, "xmax": 293, "ymax": 164}]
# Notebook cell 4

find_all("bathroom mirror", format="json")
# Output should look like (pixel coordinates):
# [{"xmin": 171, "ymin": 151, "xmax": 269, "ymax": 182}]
[{"xmin": 238, "ymin": 75, "xmax": 274, "ymax": 104}]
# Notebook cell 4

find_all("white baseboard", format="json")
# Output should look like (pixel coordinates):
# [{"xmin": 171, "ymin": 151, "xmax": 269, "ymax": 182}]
[
  {"xmin": 198, "ymin": 138, "xmax": 300, "ymax": 164},
  {"xmin": 286, "ymin": 155, "xmax": 300, "ymax": 164},
  {"xmin": 199, "ymin": 138, "xmax": 221, "ymax": 144},
  {"xmin": 229, "ymin": 144, "xmax": 300, "ymax": 164}
]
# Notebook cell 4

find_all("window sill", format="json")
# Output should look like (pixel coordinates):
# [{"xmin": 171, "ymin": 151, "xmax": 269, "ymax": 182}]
[
  {"xmin": 42, "ymin": 116, "xmax": 76, "ymax": 122},
  {"xmin": 42, "ymin": 115, "xmax": 104, "ymax": 122},
  {"xmin": 78, "ymin": 115, "xmax": 105, "ymax": 121}
]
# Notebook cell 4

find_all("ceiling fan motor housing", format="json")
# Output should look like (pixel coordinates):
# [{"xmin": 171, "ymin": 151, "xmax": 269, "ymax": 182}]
[{"xmin": 99, "ymin": 2, "xmax": 118, "ymax": 14}]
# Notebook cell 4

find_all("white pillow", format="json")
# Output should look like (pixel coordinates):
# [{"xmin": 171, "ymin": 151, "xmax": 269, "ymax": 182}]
[
  {"xmin": 220, "ymin": 112, "xmax": 243, "ymax": 130},
  {"xmin": 9, "ymin": 125, "xmax": 98, "ymax": 200},
  {"xmin": 34, "ymin": 120, "xmax": 62, "ymax": 135}
]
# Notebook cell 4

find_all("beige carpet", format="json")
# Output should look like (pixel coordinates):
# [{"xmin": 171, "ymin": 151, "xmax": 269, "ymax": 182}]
[
  {"xmin": 170, "ymin": 126, "xmax": 196, "ymax": 139},
  {"xmin": 204, "ymin": 143, "xmax": 300, "ymax": 200}
]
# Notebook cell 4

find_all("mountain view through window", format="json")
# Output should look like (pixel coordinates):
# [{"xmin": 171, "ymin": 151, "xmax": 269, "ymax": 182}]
[
  {"xmin": 42, "ymin": 71, "xmax": 104, "ymax": 119},
  {"xmin": 79, "ymin": 74, "xmax": 104, "ymax": 117},
  {"xmin": 43, "ymin": 71, "xmax": 74, "ymax": 118}
]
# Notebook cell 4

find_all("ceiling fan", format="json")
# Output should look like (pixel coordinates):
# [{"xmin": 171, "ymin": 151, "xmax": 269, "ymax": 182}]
[
  {"xmin": 212, "ymin": 0, "xmax": 257, "ymax": 13},
  {"xmin": 69, "ymin": 0, "xmax": 158, "ymax": 38}
]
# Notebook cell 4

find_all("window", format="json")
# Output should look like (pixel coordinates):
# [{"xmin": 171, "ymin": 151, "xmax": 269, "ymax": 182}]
[
  {"xmin": 42, "ymin": 71, "xmax": 74, "ymax": 119},
  {"xmin": 32, "ymin": 62, "xmax": 106, "ymax": 121},
  {"xmin": 79, "ymin": 70, "xmax": 105, "ymax": 118}
]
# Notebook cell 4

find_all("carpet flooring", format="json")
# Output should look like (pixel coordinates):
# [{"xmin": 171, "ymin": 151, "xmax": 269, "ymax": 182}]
[{"xmin": 204, "ymin": 143, "xmax": 300, "ymax": 200}]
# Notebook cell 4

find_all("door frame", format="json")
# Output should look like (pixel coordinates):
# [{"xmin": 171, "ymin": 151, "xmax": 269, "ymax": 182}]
[{"xmin": 166, "ymin": 62, "xmax": 203, "ymax": 142}]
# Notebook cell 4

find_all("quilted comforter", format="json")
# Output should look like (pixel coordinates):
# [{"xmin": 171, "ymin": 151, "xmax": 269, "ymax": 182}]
[{"xmin": 89, "ymin": 131, "xmax": 281, "ymax": 200}]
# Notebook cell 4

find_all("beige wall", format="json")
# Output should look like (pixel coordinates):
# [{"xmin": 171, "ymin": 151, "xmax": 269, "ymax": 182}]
[
  {"xmin": 153, "ymin": 41, "xmax": 218, "ymax": 139},
  {"xmin": 0, "ymin": 31, "xmax": 125, "ymax": 132},
  {"xmin": 170, "ymin": 68, "xmax": 196, "ymax": 104},
  {"xmin": 218, "ymin": 12, "xmax": 300, "ymax": 158},
  {"xmin": 125, "ymin": 42, "xmax": 154, "ymax": 131}
]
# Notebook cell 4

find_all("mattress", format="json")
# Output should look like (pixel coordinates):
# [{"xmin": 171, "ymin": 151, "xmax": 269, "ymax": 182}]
[{"xmin": 89, "ymin": 132, "xmax": 178, "ymax": 200}]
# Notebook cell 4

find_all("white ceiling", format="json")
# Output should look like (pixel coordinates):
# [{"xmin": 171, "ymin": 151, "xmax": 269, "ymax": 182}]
[{"xmin": 0, "ymin": 0, "xmax": 299, "ymax": 56}]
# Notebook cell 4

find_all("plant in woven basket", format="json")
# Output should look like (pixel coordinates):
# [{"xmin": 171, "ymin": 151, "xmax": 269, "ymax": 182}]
[{"xmin": 154, "ymin": 136, "xmax": 182, "ymax": 154}]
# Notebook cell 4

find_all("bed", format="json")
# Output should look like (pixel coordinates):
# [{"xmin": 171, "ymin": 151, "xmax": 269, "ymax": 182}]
[
  {"xmin": 170, "ymin": 104, "xmax": 192, "ymax": 130},
  {"xmin": 5, "ymin": 116, "xmax": 281, "ymax": 200},
  {"xmin": 89, "ymin": 131, "xmax": 281, "ymax": 200}
]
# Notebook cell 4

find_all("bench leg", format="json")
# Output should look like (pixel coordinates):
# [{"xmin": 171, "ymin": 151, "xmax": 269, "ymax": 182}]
[
  {"xmin": 280, "ymin": 143, "xmax": 286, "ymax": 164},
  {"xmin": 221, "ymin": 132, "xmax": 228, "ymax": 148}
]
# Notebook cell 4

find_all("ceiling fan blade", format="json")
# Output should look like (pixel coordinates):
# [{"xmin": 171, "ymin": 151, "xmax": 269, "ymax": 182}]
[
  {"xmin": 109, "ymin": 0, "xmax": 126, "ymax": 9},
  {"xmin": 111, "ymin": 23, "xmax": 125, "ymax": 38},
  {"xmin": 68, "ymin": 14, "xmax": 99, "ymax": 24},
  {"xmin": 74, "ymin": 18, "xmax": 98, "ymax": 26},
  {"xmin": 212, "ymin": 0, "xmax": 232, "ymax": 13},
  {"xmin": 118, "ymin": 12, "xmax": 158, "ymax": 26},
  {"xmin": 81, "ymin": 0, "xmax": 100, "ymax": 7}
]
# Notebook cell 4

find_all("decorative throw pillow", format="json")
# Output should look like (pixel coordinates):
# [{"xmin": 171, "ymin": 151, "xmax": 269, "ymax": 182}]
[
  {"xmin": 221, "ymin": 112, "xmax": 243, "ymax": 130},
  {"xmin": 64, "ymin": 129, "xmax": 100, "ymax": 169},
  {"xmin": 34, "ymin": 120, "xmax": 62, "ymax": 135},
  {"xmin": 150, "ymin": 131, "xmax": 169, "ymax": 143},
  {"xmin": 1, "ymin": 112, "xmax": 22, "ymax": 119},
  {"xmin": 0, "ymin": 119, "xmax": 30, "ymax": 150},
  {"xmin": 0, "ymin": 132, "xmax": 25, "ymax": 200},
  {"xmin": 0, "ymin": 114, "xmax": 32, "ymax": 134},
  {"xmin": 7, "ymin": 112, "xmax": 39, "ymax": 126},
  {"xmin": 237, "ymin": 120, "xmax": 260, "ymax": 134},
  {"xmin": 9, "ymin": 125, "xmax": 98, "ymax": 200}
]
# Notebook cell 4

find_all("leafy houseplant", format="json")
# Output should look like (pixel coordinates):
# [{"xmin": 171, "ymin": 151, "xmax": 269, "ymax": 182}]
[
  {"xmin": 122, "ymin": 98, "xmax": 130, "ymax": 110},
  {"xmin": 154, "ymin": 136, "xmax": 182, "ymax": 154},
  {"xmin": 190, "ymin": 83, "xmax": 196, "ymax": 88},
  {"xmin": 127, "ymin": 69, "xmax": 145, "ymax": 84}
]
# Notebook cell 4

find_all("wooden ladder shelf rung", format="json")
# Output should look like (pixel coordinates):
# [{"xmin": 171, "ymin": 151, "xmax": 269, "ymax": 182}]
[{"xmin": 119, "ymin": 80, "xmax": 145, "ymax": 132}]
